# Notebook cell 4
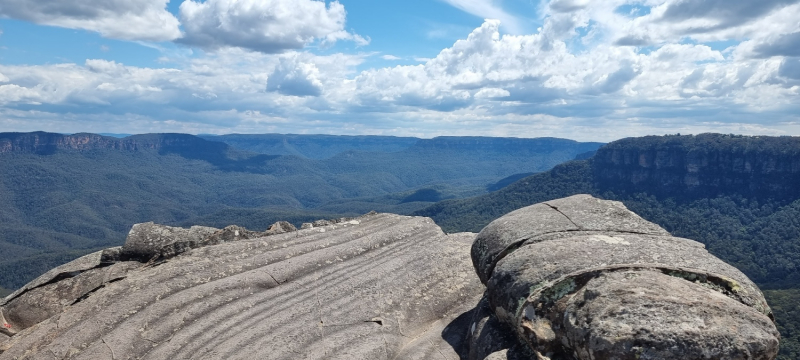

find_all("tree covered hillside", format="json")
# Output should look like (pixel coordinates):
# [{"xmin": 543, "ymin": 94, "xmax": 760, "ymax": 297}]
[{"xmin": 199, "ymin": 133, "xmax": 420, "ymax": 159}]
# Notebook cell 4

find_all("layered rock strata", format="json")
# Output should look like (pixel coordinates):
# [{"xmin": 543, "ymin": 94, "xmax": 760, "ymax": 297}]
[
  {"xmin": 0, "ymin": 195, "xmax": 780, "ymax": 359},
  {"xmin": 592, "ymin": 134, "xmax": 800, "ymax": 198},
  {"xmin": 1, "ymin": 213, "xmax": 483, "ymax": 358}
]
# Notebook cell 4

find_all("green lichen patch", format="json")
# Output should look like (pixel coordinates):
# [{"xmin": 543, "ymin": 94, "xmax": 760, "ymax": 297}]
[{"xmin": 541, "ymin": 279, "xmax": 576, "ymax": 303}]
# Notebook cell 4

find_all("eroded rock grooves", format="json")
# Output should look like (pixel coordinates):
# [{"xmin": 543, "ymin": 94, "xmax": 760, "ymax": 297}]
[{"xmin": 0, "ymin": 195, "xmax": 780, "ymax": 359}]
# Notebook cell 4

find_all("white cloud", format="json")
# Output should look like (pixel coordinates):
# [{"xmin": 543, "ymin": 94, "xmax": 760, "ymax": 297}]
[
  {"xmin": 0, "ymin": 84, "xmax": 42, "ymax": 104},
  {"xmin": 0, "ymin": 0, "xmax": 180, "ymax": 41},
  {"xmin": 382, "ymin": 55, "xmax": 401, "ymax": 60},
  {"xmin": 1, "ymin": 0, "xmax": 799, "ymax": 140},
  {"xmin": 438, "ymin": 0, "xmax": 524, "ymax": 34},
  {"xmin": 601, "ymin": 1, "xmax": 800, "ymax": 48},
  {"xmin": 474, "ymin": 87, "xmax": 510, "ymax": 98},
  {"xmin": 266, "ymin": 55, "xmax": 324, "ymax": 97},
  {"xmin": 178, "ymin": 0, "xmax": 368, "ymax": 53}
]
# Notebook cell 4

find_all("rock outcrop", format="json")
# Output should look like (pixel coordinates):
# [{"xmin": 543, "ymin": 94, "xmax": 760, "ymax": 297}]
[
  {"xmin": 1, "ymin": 213, "xmax": 483, "ymax": 358},
  {"xmin": 0, "ymin": 196, "xmax": 780, "ymax": 359},
  {"xmin": 470, "ymin": 195, "xmax": 779, "ymax": 359}
]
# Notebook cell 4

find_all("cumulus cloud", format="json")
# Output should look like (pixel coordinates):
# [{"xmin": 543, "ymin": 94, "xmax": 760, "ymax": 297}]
[
  {"xmin": 266, "ymin": 55, "xmax": 324, "ymax": 97},
  {"xmin": 348, "ymin": 20, "xmax": 640, "ymax": 112},
  {"xmin": 753, "ymin": 32, "xmax": 800, "ymax": 58},
  {"xmin": 0, "ymin": 0, "xmax": 180, "ymax": 41},
  {"xmin": 474, "ymin": 87, "xmax": 510, "ymax": 98},
  {"xmin": 600, "ymin": 0, "xmax": 800, "ymax": 48},
  {"xmin": 178, "ymin": 0, "xmax": 368, "ymax": 53}
]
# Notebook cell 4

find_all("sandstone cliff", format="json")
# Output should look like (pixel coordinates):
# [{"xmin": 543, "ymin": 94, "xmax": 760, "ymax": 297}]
[
  {"xmin": 592, "ymin": 134, "xmax": 800, "ymax": 198},
  {"xmin": 0, "ymin": 196, "xmax": 780, "ymax": 359},
  {"xmin": 0, "ymin": 132, "xmax": 231, "ymax": 155}
]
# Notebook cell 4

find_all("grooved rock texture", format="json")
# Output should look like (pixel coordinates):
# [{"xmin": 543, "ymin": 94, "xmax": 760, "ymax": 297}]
[
  {"xmin": 0, "ymin": 196, "xmax": 780, "ymax": 359},
  {"xmin": 0, "ymin": 213, "xmax": 484, "ymax": 359}
]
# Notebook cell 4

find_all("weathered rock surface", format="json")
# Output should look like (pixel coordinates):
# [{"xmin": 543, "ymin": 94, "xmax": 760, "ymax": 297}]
[
  {"xmin": 475, "ymin": 194, "xmax": 780, "ymax": 359},
  {"xmin": 119, "ymin": 221, "xmax": 298, "ymax": 262},
  {"xmin": 0, "ymin": 195, "xmax": 780, "ymax": 359},
  {"xmin": 0, "ymin": 213, "xmax": 484, "ymax": 358}
]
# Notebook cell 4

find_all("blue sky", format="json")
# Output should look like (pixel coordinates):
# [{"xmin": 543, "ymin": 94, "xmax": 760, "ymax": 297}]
[{"xmin": 1, "ymin": 0, "xmax": 799, "ymax": 141}]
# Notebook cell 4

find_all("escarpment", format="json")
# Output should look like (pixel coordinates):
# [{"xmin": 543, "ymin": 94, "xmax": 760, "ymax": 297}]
[
  {"xmin": 1, "ymin": 196, "xmax": 780, "ymax": 359},
  {"xmin": 0, "ymin": 132, "xmax": 231, "ymax": 155},
  {"xmin": 592, "ymin": 134, "xmax": 800, "ymax": 198}
]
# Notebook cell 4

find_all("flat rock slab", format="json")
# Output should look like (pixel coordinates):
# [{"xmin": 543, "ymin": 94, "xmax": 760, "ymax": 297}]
[{"xmin": 0, "ymin": 213, "xmax": 484, "ymax": 359}]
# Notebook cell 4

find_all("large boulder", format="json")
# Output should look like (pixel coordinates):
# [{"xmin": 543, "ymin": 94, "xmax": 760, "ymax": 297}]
[
  {"xmin": 472, "ymin": 194, "xmax": 780, "ymax": 359},
  {"xmin": 119, "ymin": 222, "xmax": 221, "ymax": 261}
]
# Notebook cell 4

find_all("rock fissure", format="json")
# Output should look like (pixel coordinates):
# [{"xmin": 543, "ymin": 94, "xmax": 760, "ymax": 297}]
[
  {"xmin": 516, "ymin": 264, "xmax": 770, "ymax": 329},
  {"xmin": 482, "ymin": 230, "xmax": 675, "ymax": 285},
  {"xmin": 543, "ymin": 203, "xmax": 581, "ymax": 230},
  {"xmin": 102, "ymin": 338, "xmax": 116, "ymax": 360},
  {"xmin": 69, "ymin": 277, "xmax": 126, "ymax": 306},
  {"xmin": 1, "ymin": 263, "xmax": 114, "ymax": 306}
]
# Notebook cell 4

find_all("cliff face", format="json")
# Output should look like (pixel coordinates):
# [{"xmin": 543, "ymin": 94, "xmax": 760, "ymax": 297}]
[
  {"xmin": 0, "ymin": 132, "xmax": 130, "ymax": 154},
  {"xmin": 592, "ymin": 134, "xmax": 800, "ymax": 198},
  {"xmin": 0, "ymin": 132, "xmax": 226, "ymax": 155}
]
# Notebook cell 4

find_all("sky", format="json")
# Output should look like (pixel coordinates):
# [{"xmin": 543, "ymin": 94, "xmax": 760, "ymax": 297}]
[{"xmin": 0, "ymin": 0, "xmax": 799, "ymax": 141}]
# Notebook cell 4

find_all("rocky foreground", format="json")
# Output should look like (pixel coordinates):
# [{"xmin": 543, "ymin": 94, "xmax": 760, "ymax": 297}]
[{"xmin": 0, "ymin": 195, "xmax": 780, "ymax": 359}]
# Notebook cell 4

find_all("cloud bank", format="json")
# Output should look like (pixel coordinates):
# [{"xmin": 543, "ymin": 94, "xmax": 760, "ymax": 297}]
[
  {"xmin": 0, "ymin": 0, "xmax": 181, "ymax": 41},
  {"xmin": 0, "ymin": 0, "xmax": 799, "ymax": 140},
  {"xmin": 178, "ymin": 0, "xmax": 367, "ymax": 53},
  {"xmin": 0, "ymin": 0, "xmax": 367, "ymax": 51}
]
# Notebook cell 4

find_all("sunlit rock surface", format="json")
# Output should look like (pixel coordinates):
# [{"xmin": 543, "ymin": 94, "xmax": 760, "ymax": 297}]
[{"xmin": 0, "ymin": 195, "xmax": 779, "ymax": 359}]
